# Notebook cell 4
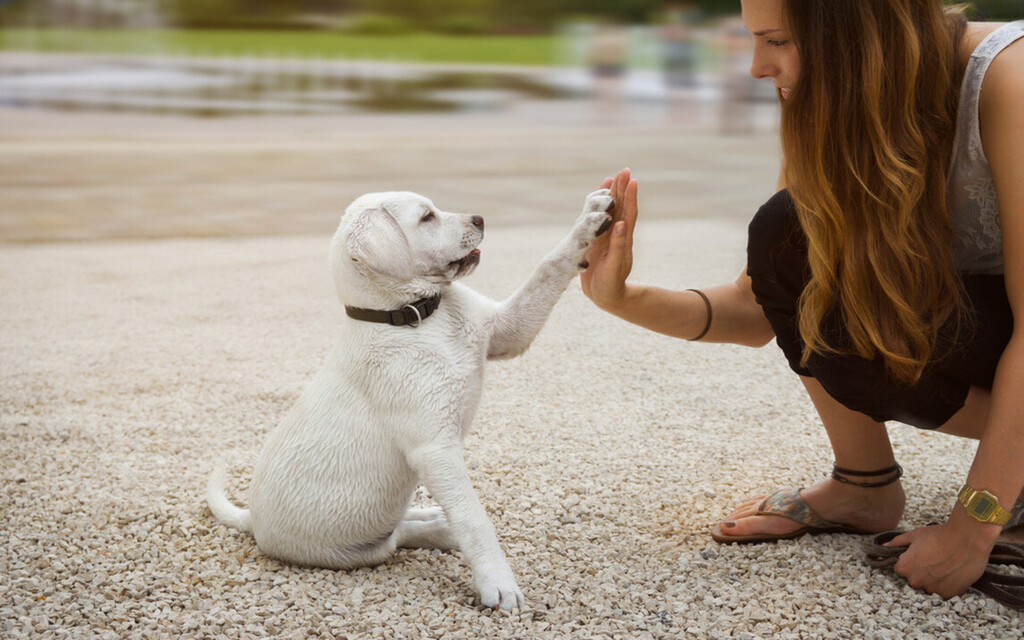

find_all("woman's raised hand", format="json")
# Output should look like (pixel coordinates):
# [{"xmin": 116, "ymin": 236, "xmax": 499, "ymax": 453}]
[{"xmin": 580, "ymin": 168, "xmax": 638, "ymax": 312}]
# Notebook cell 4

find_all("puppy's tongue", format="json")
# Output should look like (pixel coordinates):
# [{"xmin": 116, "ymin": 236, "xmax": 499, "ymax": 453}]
[{"xmin": 470, "ymin": 249, "xmax": 481, "ymax": 257}]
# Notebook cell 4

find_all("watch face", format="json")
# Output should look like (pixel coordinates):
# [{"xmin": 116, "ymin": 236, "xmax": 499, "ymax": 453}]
[{"xmin": 973, "ymin": 495, "xmax": 995, "ymax": 517}]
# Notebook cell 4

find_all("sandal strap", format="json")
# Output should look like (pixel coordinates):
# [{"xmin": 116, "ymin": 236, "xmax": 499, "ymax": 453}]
[
  {"xmin": 989, "ymin": 541, "xmax": 1024, "ymax": 567},
  {"xmin": 756, "ymin": 487, "xmax": 838, "ymax": 529},
  {"xmin": 832, "ymin": 462, "xmax": 903, "ymax": 488},
  {"xmin": 972, "ymin": 543, "xmax": 1024, "ymax": 609},
  {"xmin": 973, "ymin": 572, "xmax": 1024, "ymax": 610},
  {"xmin": 861, "ymin": 530, "xmax": 905, "ymax": 568}
]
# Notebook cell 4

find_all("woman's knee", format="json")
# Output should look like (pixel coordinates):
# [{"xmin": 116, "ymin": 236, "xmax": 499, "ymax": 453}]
[
  {"xmin": 747, "ymin": 189, "xmax": 808, "ymax": 309},
  {"xmin": 806, "ymin": 353, "xmax": 969, "ymax": 430}
]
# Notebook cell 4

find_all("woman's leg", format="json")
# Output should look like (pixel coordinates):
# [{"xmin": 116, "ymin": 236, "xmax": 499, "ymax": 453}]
[
  {"xmin": 937, "ymin": 386, "xmax": 990, "ymax": 438},
  {"xmin": 729, "ymin": 190, "xmax": 904, "ymax": 537},
  {"xmin": 738, "ymin": 190, "xmax": 1014, "ymax": 539},
  {"xmin": 719, "ymin": 382, "xmax": 1024, "ymax": 541},
  {"xmin": 717, "ymin": 376, "xmax": 905, "ymax": 538}
]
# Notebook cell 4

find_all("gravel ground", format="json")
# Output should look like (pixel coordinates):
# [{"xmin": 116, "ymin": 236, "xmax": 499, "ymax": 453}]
[{"xmin": 3, "ymin": 216, "xmax": 1023, "ymax": 639}]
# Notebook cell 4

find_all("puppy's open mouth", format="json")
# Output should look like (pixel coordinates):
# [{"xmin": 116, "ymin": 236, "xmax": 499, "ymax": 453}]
[{"xmin": 450, "ymin": 248, "xmax": 481, "ymax": 272}]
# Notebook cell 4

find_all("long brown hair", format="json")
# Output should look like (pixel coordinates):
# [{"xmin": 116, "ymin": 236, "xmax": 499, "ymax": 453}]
[{"xmin": 780, "ymin": 0, "xmax": 969, "ymax": 384}]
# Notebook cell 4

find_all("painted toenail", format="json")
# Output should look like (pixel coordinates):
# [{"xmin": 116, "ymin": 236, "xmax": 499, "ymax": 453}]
[{"xmin": 722, "ymin": 521, "xmax": 736, "ymax": 529}]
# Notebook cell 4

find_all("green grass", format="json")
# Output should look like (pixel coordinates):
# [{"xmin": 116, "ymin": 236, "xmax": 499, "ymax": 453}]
[{"xmin": 0, "ymin": 28, "xmax": 562, "ymax": 66}]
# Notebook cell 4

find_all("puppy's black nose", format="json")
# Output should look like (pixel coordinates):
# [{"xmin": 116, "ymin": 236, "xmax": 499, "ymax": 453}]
[{"xmin": 471, "ymin": 215, "xmax": 484, "ymax": 230}]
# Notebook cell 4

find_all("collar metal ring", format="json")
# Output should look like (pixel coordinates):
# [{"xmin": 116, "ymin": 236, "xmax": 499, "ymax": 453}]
[{"xmin": 403, "ymin": 303, "xmax": 422, "ymax": 328}]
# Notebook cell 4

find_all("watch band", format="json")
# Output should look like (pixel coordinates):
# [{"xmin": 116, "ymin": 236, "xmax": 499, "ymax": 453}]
[{"xmin": 957, "ymin": 484, "xmax": 1013, "ymax": 526}]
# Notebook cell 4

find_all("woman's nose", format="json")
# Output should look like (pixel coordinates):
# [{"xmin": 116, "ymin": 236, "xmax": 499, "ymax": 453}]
[{"xmin": 749, "ymin": 53, "xmax": 775, "ymax": 80}]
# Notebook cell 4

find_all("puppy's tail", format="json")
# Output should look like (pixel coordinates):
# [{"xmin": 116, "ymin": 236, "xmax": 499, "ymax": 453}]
[{"xmin": 206, "ymin": 462, "xmax": 253, "ymax": 533}]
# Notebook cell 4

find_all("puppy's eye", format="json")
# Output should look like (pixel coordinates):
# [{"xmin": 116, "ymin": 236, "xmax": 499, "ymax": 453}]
[{"xmin": 420, "ymin": 212, "xmax": 436, "ymax": 223}]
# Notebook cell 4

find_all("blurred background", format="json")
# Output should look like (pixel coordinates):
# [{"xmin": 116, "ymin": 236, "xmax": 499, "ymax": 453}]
[
  {"xmin": 0, "ymin": 0, "xmax": 1020, "ymax": 242},
  {"xmin": 0, "ymin": 0, "xmax": 773, "ymax": 119}
]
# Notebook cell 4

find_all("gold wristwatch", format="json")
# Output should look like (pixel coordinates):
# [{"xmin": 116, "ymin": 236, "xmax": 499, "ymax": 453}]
[{"xmin": 957, "ymin": 484, "xmax": 1012, "ymax": 526}]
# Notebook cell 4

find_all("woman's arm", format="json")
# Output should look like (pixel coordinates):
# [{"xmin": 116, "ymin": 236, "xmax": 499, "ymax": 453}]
[
  {"xmin": 581, "ymin": 168, "xmax": 775, "ymax": 347},
  {"xmin": 595, "ymin": 273, "xmax": 775, "ymax": 347},
  {"xmin": 957, "ymin": 32, "xmax": 1024, "ymax": 534},
  {"xmin": 970, "ymin": 28, "xmax": 1024, "ymax": 524},
  {"xmin": 891, "ymin": 37, "xmax": 1024, "ymax": 598}
]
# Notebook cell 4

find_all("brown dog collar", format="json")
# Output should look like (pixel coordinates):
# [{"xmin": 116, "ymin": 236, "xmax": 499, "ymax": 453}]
[{"xmin": 344, "ymin": 294, "xmax": 441, "ymax": 328}]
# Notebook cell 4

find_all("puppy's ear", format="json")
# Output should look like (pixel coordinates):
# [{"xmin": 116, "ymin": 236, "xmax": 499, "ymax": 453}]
[{"xmin": 345, "ymin": 207, "xmax": 415, "ymax": 280}]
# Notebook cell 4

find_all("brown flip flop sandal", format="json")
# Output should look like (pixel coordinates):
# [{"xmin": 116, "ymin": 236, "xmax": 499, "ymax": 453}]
[
  {"xmin": 863, "ymin": 530, "xmax": 1024, "ymax": 609},
  {"xmin": 711, "ymin": 487, "xmax": 872, "ymax": 544}
]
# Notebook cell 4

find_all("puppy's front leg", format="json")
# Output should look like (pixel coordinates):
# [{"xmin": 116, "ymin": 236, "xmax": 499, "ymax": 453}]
[
  {"xmin": 406, "ymin": 440, "xmax": 524, "ymax": 611},
  {"xmin": 487, "ymin": 189, "xmax": 613, "ymax": 359}
]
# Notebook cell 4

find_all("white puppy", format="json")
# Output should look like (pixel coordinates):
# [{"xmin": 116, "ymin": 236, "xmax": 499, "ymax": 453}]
[{"xmin": 207, "ymin": 189, "xmax": 613, "ymax": 611}]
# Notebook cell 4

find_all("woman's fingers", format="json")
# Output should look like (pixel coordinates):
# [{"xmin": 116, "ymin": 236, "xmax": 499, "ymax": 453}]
[
  {"xmin": 583, "ymin": 168, "xmax": 637, "ymax": 307},
  {"xmin": 621, "ymin": 175, "xmax": 638, "ymax": 239},
  {"xmin": 588, "ymin": 176, "xmax": 617, "ymax": 259},
  {"xmin": 607, "ymin": 221, "xmax": 630, "ymax": 281},
  {"xmin": 613, "ymin": 168, "xmax": 630, "ymax": 208}
]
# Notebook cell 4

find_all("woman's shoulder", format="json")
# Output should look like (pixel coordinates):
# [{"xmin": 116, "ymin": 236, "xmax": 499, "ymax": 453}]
[
  {"xmin": 974, "ymin": 23, "xmax": 1024, "ymax": 188},
  {"xmin": 959, "ymin": 21, "xmax": 1023, "ymax": 118},
  {"xmin": 960, "ymin": 21, "xmax": 1024, "ymax": 62},
  {"xmin": 977, "ymin": 23, "xmax": 1024, "ymax": 107}
]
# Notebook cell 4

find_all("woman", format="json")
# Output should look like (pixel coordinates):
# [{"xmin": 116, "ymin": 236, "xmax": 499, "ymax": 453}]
[{"xmin": 582, "ymin": 0, "xmax": 1024, "ymax": 600}]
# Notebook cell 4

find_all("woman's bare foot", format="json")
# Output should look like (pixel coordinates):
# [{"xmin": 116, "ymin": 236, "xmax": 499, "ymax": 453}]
[{"xmin": 714, "ymin": 475, "xmax": 906, "ymax": 540}]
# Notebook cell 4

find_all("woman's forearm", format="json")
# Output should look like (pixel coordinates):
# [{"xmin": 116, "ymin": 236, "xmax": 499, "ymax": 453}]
[
  {"xmin": 598, "ymin": 270, "xmax": 775, "ymax": 347},
  {"xmin": 965, "ymin": 334, "xmax": 1024, "ymax": 511}
]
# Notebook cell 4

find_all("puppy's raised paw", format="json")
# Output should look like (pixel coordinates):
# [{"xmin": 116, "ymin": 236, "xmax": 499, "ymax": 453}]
[
  {"xmin": 579, "ymin": 189, "xmax": 614, "ymax": 239},
  {"xmin": 584, "ymin": 188, "xmax": 614, "ymax": 212},
  {"xmin": 572, "ymin": 209, "xmax": 613, "ymax": 250},
  {"xmin": 554, "ymin": 190, "xmax": 614, "ymax": 269}
]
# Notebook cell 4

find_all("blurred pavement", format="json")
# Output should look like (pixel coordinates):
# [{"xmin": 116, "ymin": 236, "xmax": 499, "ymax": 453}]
[{"xmin": 0, "ymin": 69, "xmax": 781, "ymax": 243}]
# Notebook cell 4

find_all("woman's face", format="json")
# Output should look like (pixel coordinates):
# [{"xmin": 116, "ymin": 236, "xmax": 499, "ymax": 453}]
[{"xmin": 741, "ymin": 0, "xmax": 801, "ymax": 99}]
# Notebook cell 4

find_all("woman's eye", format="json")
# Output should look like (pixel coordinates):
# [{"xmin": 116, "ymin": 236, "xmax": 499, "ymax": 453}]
[{"xmin": 768, "ymin": 40, "xmax": 788, "ymax": 47}]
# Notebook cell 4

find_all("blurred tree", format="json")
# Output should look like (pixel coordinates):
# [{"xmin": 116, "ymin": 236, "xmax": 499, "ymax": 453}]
[
  {"xmin": 971, "ymin": 0, "xmax": 1023, "ymax": 19},
  {"xmin": 173, "ymin": 0, "xmax": 360, "ymax": 27},
  {"xmin": 355, "ymin": 0, "xmax": 667, "ymax": 26},
  {"xmin": 174, "ymin": 0, "xmax": 244, "ymax": 26},
  {"xmin": 688, "ymin": 0, "xmax": 1023, "ymax": 20},
  {"xmin": 15, "ymin": 0, "xmax": 1017, "ymax": 32},
  {"xmin": 357, "ymin": 0, "xmax": 495, "ymax": 21},
  {"xmin": 491, "ymin": 0, "xmax": 560, "ymax": 30},
  {"xmin": 357, "ymin": 0, "xmax": 432, "ymax": 22},
  {"xmin": 560, "ymin": 0, "xmax": 662, "ymax": 22},
  {"xmin": 693, "ymin": 0, "xmax": 740, "ymax": 16}
]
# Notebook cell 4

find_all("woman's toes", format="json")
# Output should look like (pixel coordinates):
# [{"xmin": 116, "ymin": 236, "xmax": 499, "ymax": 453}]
[
  {"xmin": 717, "ymin": 514, "xmax": 804, "ymax": 538},
  {"xmin": 723, "ymin": 496, "xmax": 768, "ymax": 520}
]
